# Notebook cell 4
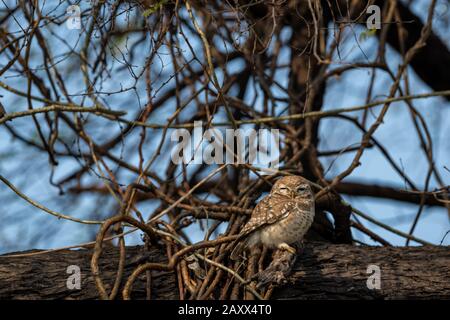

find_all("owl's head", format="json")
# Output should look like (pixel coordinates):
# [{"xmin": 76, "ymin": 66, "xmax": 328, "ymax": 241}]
[{"xmin": 271, "ymin": 175, "xmax": 313, "ymax": 200}]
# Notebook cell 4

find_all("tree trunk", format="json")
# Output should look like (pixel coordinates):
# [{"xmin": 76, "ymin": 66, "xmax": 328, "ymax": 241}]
[{"xmin": 1, "ymin": 243, "xmax": 449, "ymax": 300}]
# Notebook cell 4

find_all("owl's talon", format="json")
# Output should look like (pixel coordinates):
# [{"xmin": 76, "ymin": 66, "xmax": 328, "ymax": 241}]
[{"xmin": 278, "ymin": 243, "xmax": 296, "ymax": 255}]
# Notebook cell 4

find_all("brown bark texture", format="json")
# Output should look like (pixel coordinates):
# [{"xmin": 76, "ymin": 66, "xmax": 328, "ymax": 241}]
[{"xmin": 1, "ymin": 243, "xmax": 449, "ymax": 300}]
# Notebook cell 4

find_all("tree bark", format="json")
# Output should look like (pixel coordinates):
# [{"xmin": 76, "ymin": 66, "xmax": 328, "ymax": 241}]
[{"xmin": 1, "ymin": 243, "xmax": 449, "ymax": 300}]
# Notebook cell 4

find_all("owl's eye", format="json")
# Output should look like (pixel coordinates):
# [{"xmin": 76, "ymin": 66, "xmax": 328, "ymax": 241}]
[{"xmin": 296, "ymin": 185, "xmax": 307, "ymax": 192}]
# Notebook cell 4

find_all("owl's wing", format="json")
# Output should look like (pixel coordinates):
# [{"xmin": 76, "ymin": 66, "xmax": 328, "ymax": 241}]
[
  {"xmin": 240, "ymin": 196, "xmax": 297, "ymax": 237},
  {"xmin": 230, "ymin": 197, "xmax": 297, "ymax": 260}
]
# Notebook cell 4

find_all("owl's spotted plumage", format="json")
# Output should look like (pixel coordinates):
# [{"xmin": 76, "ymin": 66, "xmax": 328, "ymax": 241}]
[{"xmin": 230, "ymin": 176, "xmax": 315, "ymax": 260}]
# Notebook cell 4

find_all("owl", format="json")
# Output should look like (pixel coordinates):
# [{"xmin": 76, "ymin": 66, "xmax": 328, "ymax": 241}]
[{"xmin": 230, "ymin": 175, "xmax": 315, "ymax": 260}]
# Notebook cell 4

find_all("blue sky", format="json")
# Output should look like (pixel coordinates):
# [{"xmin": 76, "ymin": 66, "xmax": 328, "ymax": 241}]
[{"xmin": 0, "ymin": 0, "xmax": 449, "ymax": 253}]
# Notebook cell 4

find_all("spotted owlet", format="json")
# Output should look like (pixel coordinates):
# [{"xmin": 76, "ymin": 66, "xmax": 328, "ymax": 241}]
[{"xmin": 230, "ymin": 176, "xmax": 315, "ymax": 260}]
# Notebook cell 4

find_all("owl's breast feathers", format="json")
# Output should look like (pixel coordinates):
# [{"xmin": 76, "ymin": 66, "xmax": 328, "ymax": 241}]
[
  {"xmin": 230, "ymin": 195, "xmax": 315, "ymax": 259},
  {"xmin": 258, "ymin": 199, "xmax": 314, "ymax": 247}
]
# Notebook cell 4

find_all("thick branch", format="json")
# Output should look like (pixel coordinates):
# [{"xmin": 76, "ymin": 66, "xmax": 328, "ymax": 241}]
[
  {"xmin": 1, "ymin": 243, "xmax": 449, "ymax": 299},
  {"xmin": 190, "ymin": 180, "xmax": 447, "ymax": 208},
  {"xmin": 383, "ymin": 0, "xmax": 450, "ymax": 98},
  {"xmin": 333, "ymin": 181, "xmax": 447, "ymax": 207}
]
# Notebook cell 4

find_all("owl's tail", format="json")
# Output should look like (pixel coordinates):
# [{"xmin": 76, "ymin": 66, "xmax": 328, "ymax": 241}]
[{"xmin": 230, "ymin": 236, "xmax": 248, "ymax": 260}]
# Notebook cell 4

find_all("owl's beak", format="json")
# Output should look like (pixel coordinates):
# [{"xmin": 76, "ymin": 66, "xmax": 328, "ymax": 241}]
[{"xmin": 290, "ymin": 190, "xmax": 296, "ymax": 198}]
